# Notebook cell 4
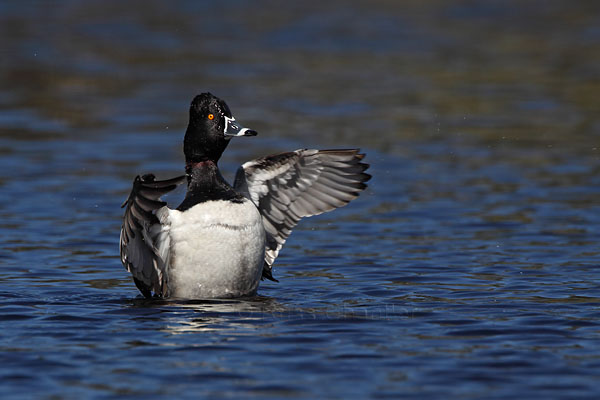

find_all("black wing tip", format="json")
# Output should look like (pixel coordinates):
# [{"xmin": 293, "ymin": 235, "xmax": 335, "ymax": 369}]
[
  {"xmin": 352, "ymin": 172, "xmax": 371, "ymax": 194},
  {"xmin": 125, "ymin": 173, "xmax": 185, "ymax": 203},
  {"xmin": 144, "ymin": 177, "xmax": 186, "ymax": 188},
  {"xmin": 140, "ymin": 173, "xmax": 156, "ymax": 181},
  {"xmin": 121, "ymin": 172, "xmax": 185, "ymax": 243},
  {"xmin": 355, "ymin": 150, "xmax": 371, "ymax": 183},
  {"xmin": 329, "ymin": 149, "xmax": 372, "ymax": 184},
  {"xmin": 261, "ymin": 266, "xmax": 279, "ymax": 282},
  {"xmin": 133, "ymin": 277, "xmax": 153, "ymax": 298}
]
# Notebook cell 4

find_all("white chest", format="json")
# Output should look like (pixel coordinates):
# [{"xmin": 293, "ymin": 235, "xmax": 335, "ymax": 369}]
[{"xmin": 165, "ymin": 199, "xmax": 266, "ymax": 298}]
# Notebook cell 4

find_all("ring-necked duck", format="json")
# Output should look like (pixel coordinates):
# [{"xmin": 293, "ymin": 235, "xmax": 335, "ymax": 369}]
[{"xmin": 120, "ymin": 93, "xmax": 370, "ymax": 298}]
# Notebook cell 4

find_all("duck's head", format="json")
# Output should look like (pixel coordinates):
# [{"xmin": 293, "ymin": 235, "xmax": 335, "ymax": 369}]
[{"xmin": 184, "ymin": 92, "xmax": 257, "ymax": 163}]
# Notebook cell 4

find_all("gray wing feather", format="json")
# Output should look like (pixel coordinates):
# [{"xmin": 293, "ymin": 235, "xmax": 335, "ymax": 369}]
[
  {"xmin": 119, "ymin": 174, "xmax": 186, "ymax": 297},
  {"xmin": 233, "ymin": 149, "xmax": 370, "ymax": 281}
]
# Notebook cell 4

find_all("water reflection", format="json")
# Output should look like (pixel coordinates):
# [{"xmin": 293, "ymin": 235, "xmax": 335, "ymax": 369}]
[
  {"xmin": 129, "ymin": 297, "xmax": 284, "ymax": 334},
  {"xmin": 127, "ymin": 295, "xmax": 410, "ymax": 336}
]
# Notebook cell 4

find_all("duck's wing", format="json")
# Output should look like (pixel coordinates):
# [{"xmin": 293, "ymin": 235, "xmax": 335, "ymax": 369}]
[
  {"xmin": 119, "ymin": 173, "xmax": 186, "ymax": 297},
  {"xmin": 233, "ymin": 149, "xmax": 370, "ymax": 281}
]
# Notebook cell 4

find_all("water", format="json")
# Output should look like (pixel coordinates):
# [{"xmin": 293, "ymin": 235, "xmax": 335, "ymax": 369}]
[{"xmin": 1, "ymin": 1, "xmax": 600, "ymax": 398}]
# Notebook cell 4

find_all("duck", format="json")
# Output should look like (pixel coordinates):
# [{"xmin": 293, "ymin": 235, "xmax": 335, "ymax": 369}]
[{"xmin": 120, "ymin": 92, "xmax": 371, "ymax": 299}]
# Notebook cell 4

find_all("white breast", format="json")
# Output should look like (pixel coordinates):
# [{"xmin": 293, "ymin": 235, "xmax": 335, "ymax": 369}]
[{"xmin": 165, "ymin": 199, "xmax": 265, "ymax": 298}]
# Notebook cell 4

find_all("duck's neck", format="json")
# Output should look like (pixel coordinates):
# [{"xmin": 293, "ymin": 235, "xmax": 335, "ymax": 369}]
[
  {"xmin": 176, "ymin": 160, "xmax": 243, "ymax": 211},
  {"xmin": 185, "ymin": 160, "xmax": 225, "ymax": 189}
]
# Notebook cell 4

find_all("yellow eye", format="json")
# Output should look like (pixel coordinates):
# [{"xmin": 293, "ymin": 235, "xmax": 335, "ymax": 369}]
[{"xmin": 208, "ymin": 114, "xmax": 214, "ymax": 120}]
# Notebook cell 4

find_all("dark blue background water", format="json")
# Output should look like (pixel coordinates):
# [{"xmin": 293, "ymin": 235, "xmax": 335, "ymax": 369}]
[{"xmin": 1, "ymin": 1, "xmax": 599, "ymax": 398}]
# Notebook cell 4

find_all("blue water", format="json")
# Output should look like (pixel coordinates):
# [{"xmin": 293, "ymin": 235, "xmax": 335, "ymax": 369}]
[{"xmin": 1, "ymin": 1, "xmax": 600, "ymax": 399}]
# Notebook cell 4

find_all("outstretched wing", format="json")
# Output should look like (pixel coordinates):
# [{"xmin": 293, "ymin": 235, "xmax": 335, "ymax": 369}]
[
  {"xmin": 119, "ymin": 173, "xmax": 186, "ymax": 297},
  {"xmin": 233, "ymin": 149, "xmax": 370, "ymax": 281}
]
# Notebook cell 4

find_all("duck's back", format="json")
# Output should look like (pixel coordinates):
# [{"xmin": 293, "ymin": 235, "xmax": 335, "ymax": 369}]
[{"xmin": 166, "ymin": 198, "xmax": 265, "ymax": 298}]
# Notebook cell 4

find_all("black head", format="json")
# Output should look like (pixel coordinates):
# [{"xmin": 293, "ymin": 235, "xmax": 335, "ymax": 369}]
[{"xmin": 184, "ymin": 93, "xmax": 257, "ymax": 163}]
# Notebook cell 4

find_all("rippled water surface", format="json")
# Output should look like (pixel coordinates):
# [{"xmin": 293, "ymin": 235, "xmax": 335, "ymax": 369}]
[{"xmin": 1, "ymin": 1, "xmax": 600, "ymax": 399}]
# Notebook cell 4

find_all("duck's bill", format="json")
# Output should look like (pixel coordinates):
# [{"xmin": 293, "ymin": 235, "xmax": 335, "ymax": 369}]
[{"xmin": 224, "ymin": 116, "xmax": 258, "ymax": 137}]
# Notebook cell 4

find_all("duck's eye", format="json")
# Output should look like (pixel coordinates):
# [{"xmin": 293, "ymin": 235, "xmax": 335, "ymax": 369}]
[{"xmin": 208, "ymin": 113, "xmax": 215, "ymax": 120}]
